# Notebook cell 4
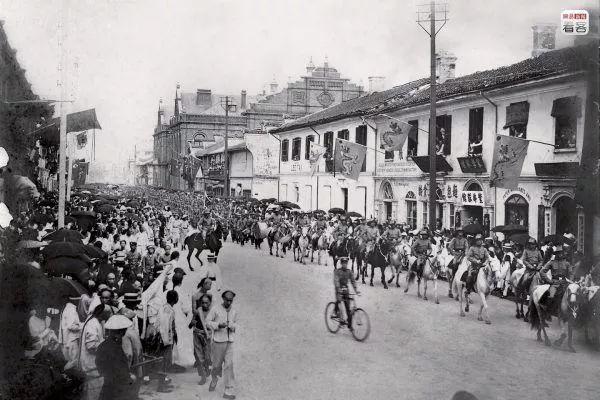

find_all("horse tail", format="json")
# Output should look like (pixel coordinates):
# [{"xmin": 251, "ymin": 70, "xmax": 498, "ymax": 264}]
[
  {"xmin": 407, "ymin": 269, "xmax": 417, "ymax": 284},
  {"xmin": 529, "ymin": 300, "xmax": 542, "ymax": 331}
]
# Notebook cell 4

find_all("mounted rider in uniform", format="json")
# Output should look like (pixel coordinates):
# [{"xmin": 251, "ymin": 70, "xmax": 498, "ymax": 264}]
[
  {"xmin": 520, "ymin": 237, "xmax": 544, "ymax": 286},
  {"xmin": 411, "ymin": 229, "xmax": 433, "ymax": 275},
  {"xmin": 383, "ymin": 221, "xmax": 402, "ymax": 246},
  {"xmin": 465, "ymin": 234, "xmax": 490, "ymax": 294},
  {"xmin": 540, "ymin": 245, "xmax": 573, "ymax": 308},
  {"xmin": 447, "ymin": 228, "xmax": 468, "ymax": 272}
]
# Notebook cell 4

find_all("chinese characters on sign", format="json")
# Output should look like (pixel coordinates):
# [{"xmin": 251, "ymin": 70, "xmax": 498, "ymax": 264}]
[
  {"xmin": 561, "ymin": 10, "xmax": 589, "ymax": 35},
  {"xmin": 245, "ymin": 133, "xmax": 280, "ymax": 177},
  {"xmin": 461, "ymin": 190, "xmax": 485, "ymax": 206}
]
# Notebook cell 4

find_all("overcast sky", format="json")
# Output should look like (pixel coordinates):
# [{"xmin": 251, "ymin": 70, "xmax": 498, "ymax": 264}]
[{"xmin": 0, "ymin": 0, "xmax": 596, "ymax": 165}]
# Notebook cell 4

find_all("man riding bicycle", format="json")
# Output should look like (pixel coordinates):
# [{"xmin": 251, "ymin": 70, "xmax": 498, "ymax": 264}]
[{"xmin": 333, "ymin": 256, "xmax": 360, "ymax": 330}]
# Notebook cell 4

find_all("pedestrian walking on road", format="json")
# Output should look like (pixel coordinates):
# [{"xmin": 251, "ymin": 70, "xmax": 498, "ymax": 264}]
[
  {"xmin": 207, "ymin": 290, "xmax": 238, "ymax": 399},
  {"xmin": 191, "ymin": 293, "xmax": 213, "ymax": 385}
]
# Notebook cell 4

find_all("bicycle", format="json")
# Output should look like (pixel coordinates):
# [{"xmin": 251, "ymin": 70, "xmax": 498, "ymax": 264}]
[{"xmin": 324, "ymin": 292, "xmax": 371, "ymax": 342}]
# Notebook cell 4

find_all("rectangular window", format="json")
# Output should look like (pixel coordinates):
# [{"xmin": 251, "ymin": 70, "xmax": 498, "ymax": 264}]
[
  {"xmin": 468, "ymin": 108, "xmax": 484, "ymax": 155},
  {"xmin": 406, "ymin": 200, "xmax": 417, "ymax": 230},
  {"xmin": 429, "ymin": 115, "xmax": 452, "ymax": 156},
  {"xmin": 552, "ymin": 97, "xmax": 581, "ymax": 150},
  {"xmin": 422, "ymin": 201, "xmax": 428, "ymax": 228},
  {"xmin": 324, "ymin": 131, "xmax": 334, "ymax": 172},
  {"xmin": 407, "ymin": 120, "xmax": 418, "ymax": 158},
  {"xmin": 355, "ymin": 125, "xmax": 367, "ymax": 172},
  {"xmin": 281, "ymin": 139, "xmax": 289, "ymax": 162},
  {"xmin": 337, "ymin": 129, "xmax": 349, "ymax": 141},
  {"xmin": 449, "ymin": 203, "xmax": 455, "ymax": 229},
  {"xmin": 292, "ymin": 137, "xmax": 301, "ymax": 161},
  {"xmin": 341, "ymin": 188, "xmax": 348, "ymax": 211},
  {"xmin": 305, "ymin": 135, "xmax": 315, "ymax": 160},
  {"xmin": 505, "ymin": 101, "xmax": 529, "ymax": 139}
]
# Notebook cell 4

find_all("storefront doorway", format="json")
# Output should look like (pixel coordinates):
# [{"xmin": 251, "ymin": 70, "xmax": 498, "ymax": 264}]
[
  {"xmin": 463, "ymin": 181, "xmax": 484, "ymax": 225},
  {"xmin": 553, "ymin": 195, "xmax": 577, "ymax": 236},
  {"xmin": 384, "ymin": 201, "xmax": 393, "ymax": 221},
  {"xmin": 380, "ymin": 181, "xmax": 395, "ymax": 223}
]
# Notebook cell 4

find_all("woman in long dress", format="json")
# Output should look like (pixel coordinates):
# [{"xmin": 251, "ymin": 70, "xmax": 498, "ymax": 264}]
[{"xmin": 171, "ymin": 274, "xmax": 195, "ymax": 368}]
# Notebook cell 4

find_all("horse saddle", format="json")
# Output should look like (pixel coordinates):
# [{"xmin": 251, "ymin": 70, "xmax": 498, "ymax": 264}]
[{"xmin": 539, "ymin": 281, "xmax": 568, "ymax": 316}]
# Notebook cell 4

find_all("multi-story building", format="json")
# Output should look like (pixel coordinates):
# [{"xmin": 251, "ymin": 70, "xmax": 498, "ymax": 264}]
[
  {"xmin": 273, "ymin": 38, "xmax": 596, "ymax": 252},
  {"xmin": 243, "ymin": 58, "xmax": 366, "ymax": 130}
]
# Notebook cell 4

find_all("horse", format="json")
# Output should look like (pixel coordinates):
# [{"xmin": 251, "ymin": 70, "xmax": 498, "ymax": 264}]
[
  {"xmin": 329, "ymin": 237, "xmax": 349, "ymax": 268},
  {"xmin": 508, "ymin": 261, "xmax": 542, "ymax": 322},
  {"xmin": 387, "ymin": 241, "xmax": 410, "ymax": 288},
  {"xmin": 183, "ymin": 225, "xmax": 223, "ymax": 269},
  {"xmin": 310, "ymin": 231, "xmax": 332, "ymax": 266},
  {"xmin": 267, "ymin": 224, "xmax": 290, "ymax": 257},
  {"xmin": 253, "ymin": 221, "xmax": 269, "ymax": 250},
  {"xmin": 452, "ymin": 259, "xmax": 501, "ymax": 324},
  {"xmin": 404, "ymin": 254, "xmax": 441, "ymax": 303},
  {"xmin": 293, "ymin": 227, "xmax": 310, "ymax": 264},
  {"xmin": 346, "ymin": 236, "xmax": 366, "ymax": 282},
  {"xmin": 530, "ymin": 280, "xmax": 586, "ymax": 352},
  {"xmin": 365, "ymin": 241, "xmax": 390, "ymax": 289}
]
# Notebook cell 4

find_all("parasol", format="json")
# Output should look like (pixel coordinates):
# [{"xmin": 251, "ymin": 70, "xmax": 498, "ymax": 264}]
[
  {"xmin": 42, "ymin": 241, "xmax": 91, "ymax": 259},
  {"xmin": 328, "ymin": 207, "xmax": 346, "ymax": 215},
  {"xmin": 260, "ymin": 198, "xmax": 277, "ymax": 203},
  {"xmin": 462, "ymin": 223, "xmax": 484, "ymax": 235},
  {"xmin": 540, "ymin": 234, "xmax": 575, "ymax": 245},
  {"xmin": 47, "ymin": 277, "xmax": 89, "ymax": 305},
  {"xmin": 30, "ymin": 213, "xmax": 54, "ymax": 225},
  {"xmin": 491, "ymin": 224, "xmax": 528, "ymax": 234},
  {"xmin": 95, "ymin": 204, "xmax": 114, "ymax": 214},
  {"xmin": 44, "ymin": 256, "xmax": 90, "ymax": 276},
  {"xmin": 312, "ymin": 209, "xmax": 326, "ymax": 215},
  {"xmin": 347, "ymin": 211, "xmax": 363, "ymax": 218},
  {"xmin": 70, "ymin": 210, "xmax": 97, "ymax": 218},
  {"xmin": 43, "ymin": 228, "xmax": 84, "ymax": 243},
  {"xmin": 509, "ymin": 233, "xmax": 535, "ymax": 246},
  {"xmin": 84, "ymin": 245, "xmax": 107, "ymax": 259}
]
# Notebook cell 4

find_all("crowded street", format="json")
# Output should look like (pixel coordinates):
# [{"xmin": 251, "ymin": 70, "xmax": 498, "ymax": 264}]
[{"xmin": 139, "ymin": 239, "xmax": 600, "ymax": 400}]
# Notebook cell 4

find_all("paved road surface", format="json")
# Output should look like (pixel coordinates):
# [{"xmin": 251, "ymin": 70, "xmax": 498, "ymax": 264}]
[{"xmin": 140, "ymin": 240, "xmax": 600, "ymax": 400}]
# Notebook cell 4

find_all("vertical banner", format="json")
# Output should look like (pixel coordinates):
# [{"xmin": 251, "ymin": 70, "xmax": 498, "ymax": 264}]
[
  {"xmin": 376, "ymin": 119, "xmax": 412, "ymax": 152},
  {"xmin": 308, "ymin": 142, "xmax": 327, "ymax": 176},
  {"xmin": 489, "ymin": 135, "xmax": 529, "ymax": 190},
  {"xmin": 71, "ymin": 160, "xmax": 89, "ymax": 187},
  {"xmin": 333, "ymin": 138, "xmax": 367, "ymax": 181}
]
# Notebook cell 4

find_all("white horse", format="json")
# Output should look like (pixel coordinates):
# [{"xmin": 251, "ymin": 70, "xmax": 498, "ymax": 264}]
[
  {"xmin": 311, "ymin": 231, "xmax": 332, "ymax": 266},
  {"xmin": 404, "ymin": 253, "xmax": 442, "ymax": 304},
  {"xmin": 387, "ymin": 242, "xmax": 410, "ymax": 288},
  {"xmin": 452, "ymin": 258, "xmax": 501, "ymax": 324},
  {"xmin": 294, "ymin": 227, "xmax": 310, "ymax": 264}
]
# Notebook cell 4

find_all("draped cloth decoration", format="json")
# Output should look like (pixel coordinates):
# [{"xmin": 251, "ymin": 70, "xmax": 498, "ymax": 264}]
[
  {"xmin": 489, "ymin": 135, "xmax": 529, "ymax": 190},
  {"xmin": 333, "ymin": 138, "xmax": 366, "ymax": 181}
]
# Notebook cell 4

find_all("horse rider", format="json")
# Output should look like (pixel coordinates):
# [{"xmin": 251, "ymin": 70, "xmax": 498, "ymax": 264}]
[
  {"xmin": 333, "ymin": 216, "xmax": 349, "ymax": 242},
  {"xmin": 333, "ymin": 256, "xmax": 360, "ymax": 330},
  {"xmin": 519, "ymin": 237, "xmax": 544, "ymax": 286},
  {"xmin": 314, "ymin": 214, "xmax": 327, "ymax": 232},
  {"xmin": 199, "ymin": 211, "xmax": 214, "ymax": 239},
  {"xmin": 411, "ymin": 229, "xmax": 433, "ymax": 274},
  {"xmin": 447, "ymin": 228, "xmax": 468, "ymax": 273},
  {"xmin": 361, "ymin": 219, "xmax": 380, "ymax": 249},
  {"xmin": 539, "ymin": 245, "xmax": 573, "ymax": 306},
  {"xmin": 383, "ymin": 221, "xmax": 402, "ymax": 246},
  {"xmin": 465, "ymin": 234, "xmax": 490, "ymax": 295}
]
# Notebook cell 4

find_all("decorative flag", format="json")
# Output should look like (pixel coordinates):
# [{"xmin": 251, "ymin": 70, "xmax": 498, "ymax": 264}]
[
  {"xmin": 377, "ymin": 120, "xmax": 413, "ymax": 151},
  {"xmin": 333, "ymin": 138, "xmax": 367, "ymax": 181},
  {"xmin": 308, "ymin": 142, "xmax": 327, "ymax": 176},
  {"xmin": 489, "ymin": 135, "xmax": 529, "ymax": 190},
  {"xmin": 71, "ymin": 160, "xmax": 89, "ymax": 187}
]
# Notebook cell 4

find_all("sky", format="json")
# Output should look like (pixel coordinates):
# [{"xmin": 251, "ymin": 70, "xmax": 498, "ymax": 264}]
[{"xmin": 0, "ymin": 0, "xmax": 597, "ymax": 167}]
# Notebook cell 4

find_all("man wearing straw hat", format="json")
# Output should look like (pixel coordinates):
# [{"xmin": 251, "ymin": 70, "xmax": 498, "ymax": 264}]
[{"xmin": 95, "ymin": 315, "xmax": 136, "ymax": 400}]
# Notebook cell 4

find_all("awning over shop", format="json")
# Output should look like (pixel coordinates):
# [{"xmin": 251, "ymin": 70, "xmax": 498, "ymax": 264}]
[
  {"xmin": 457, "ymin": 156, "xmax": 486, "ymax": 173},
  {"xmin": 411, "ymin": 155, "xmax": 453, "ymax": 173},
  {"xmin": 551, "ymin": 96, "xmax": 582, "ymax": 118},
  {"xmin": 534, "ymin": 162, "xmax": 579, "ymax": 177},
  {"xmin": 503, "ymin": 101, "xmax": 530, "ymax": 129}
]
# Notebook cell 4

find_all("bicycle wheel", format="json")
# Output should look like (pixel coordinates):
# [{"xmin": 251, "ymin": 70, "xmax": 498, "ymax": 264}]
[
  {"xmin": 324, "ymin": 302, "xmax": 341, "ymax": 333},
  {"xmin": 350, "ymin": 308, "xmax": 371, "ymax": 342}
]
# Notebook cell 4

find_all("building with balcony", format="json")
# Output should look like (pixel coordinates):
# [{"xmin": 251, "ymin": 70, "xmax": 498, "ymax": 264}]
[{"xmin": 272, "ymin": 41, "xmax": 597, "ymax": 254}]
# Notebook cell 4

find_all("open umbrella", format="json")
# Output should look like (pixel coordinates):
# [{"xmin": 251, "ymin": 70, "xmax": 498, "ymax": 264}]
[
  {"xmin": 30, "ymin": 213, "xmax": 54, "ymax": 225},
  {"xmin": 95, "ymin": 204, "xmax": 114, "ymax": 214},
  {"xmin": 127, "ymin": 201, "xmax": 141, "ymax": 208},
  {"xmin": 541, "ymin": 234, "xmax": 575, "ymax": 245},
  {"xmin": 312, "ymin": 209, "xmax": 326, "ymax": 215},
  {"xmin": 43, "ymin": 229, "xmax": 84, "ymax": 243},
  {"xmin": 328, "ymin": 207, "xmax": 346, "ymax": 215},
  {"xmin": 462, "ymin": 223, "xmax": 484, "ymax": 235},
  {"xmin": 47, "ymin": 277, "xmax": 89, "ymax": 305},
  {"xmin": 509, "ymin": 233, "xmax": 535, "ymax": 246},
  {"xmin": 44, "ymin": 256, "xmax": 90, "ymax": 276},
  {"xmin": 491, "ymin": 224, "xmax": 528, "ymax": 234},
  {"xmin": 84, "ymin": 245, "xmax": 106, "ymax": 259},
  {"xmin": 266, "ymin": 204, "xmax": 281, "ymax": 211},
  {"xmin": 71, "ymin": 210, "xmax": 96, "ymax": 218},
  {"xmin": 42, "ymin": 241, "xmax": 89, "ymax": 259},
  {"xmin": 347, "ymin": 211, "xmax": 362, "ymax": 218},
  {"xmin": 260, "ymin": 198, "xmax": 277, "ymax": 203}
]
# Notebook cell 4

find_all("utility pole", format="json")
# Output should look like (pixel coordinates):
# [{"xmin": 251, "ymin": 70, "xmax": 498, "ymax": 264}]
[
  {"xmin": 417, "ymin": 1, "xmax": 448, "ymax": 231},
  {"xmin": 57, "ymin": 0, "xmax": 69, "ymax": 228},
  {"xmin": 220, "ymin": 96, "xmax": 237, "ymax": 197}
]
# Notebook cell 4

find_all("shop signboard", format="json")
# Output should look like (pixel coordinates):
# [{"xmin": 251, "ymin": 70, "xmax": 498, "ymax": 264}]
[
  {"xmin": 377, "ymin": 161, "xmax": 420, "ymax": 176},
  {"xmin": 461, "ymin": 190, "xmax": 485, "ymax": 206},
  {"xmin": 246, "ymin": 133, "xmax": 280, "ymax": 177}
]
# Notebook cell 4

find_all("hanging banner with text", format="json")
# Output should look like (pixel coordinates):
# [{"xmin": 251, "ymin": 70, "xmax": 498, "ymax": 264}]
[
  {"xmin": 245, "ymin": 133, "xmax": 280, "ymax": 177},
  {"xmin": 490, "ymin": 135, "xmax": 529, "ymax": 190}
]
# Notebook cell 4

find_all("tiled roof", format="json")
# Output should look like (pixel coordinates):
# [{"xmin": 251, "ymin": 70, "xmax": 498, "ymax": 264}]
[
  {"xmin": 271, "ymin": 78, "xmax": 430, "ymax": 132},
  {"xmin": 272, "ymin": 44, "xmax": 593, "ymax": 133}
]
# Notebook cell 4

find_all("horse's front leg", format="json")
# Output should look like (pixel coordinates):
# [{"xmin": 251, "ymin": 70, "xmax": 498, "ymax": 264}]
[
  {"xmin": 369, "ymin": 264, "xmax": 375, "ymax": 286},
  {"xmin": 567, "ymin": 320, "xmax": 576, "ymax": 353},
  {"xmin": 433, "ymin": 279, "xmax": 439, "ymax": 304},
  {"xmin": 459, "ymin": 284, "xmax": 465, "ymax": 317},
  {"xmin": 418, "ymin": 278, "xmax": 423, "ymax": 299},
  {"xmin": 381, "ymin": 266, "xmax": 388, "ymax": 289},
  {"xmin": 448, "ymin": 271, "xmax": 454, "ymax": 298}
]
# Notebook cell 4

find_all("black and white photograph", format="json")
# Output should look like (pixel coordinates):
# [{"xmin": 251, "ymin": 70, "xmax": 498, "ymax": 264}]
[{"xmin": 0, "ymin": 1, "xmax": 598, "ymax": 399}]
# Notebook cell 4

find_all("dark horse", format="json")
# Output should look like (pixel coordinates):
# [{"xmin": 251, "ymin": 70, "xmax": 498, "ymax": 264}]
[
  {"xmin": 365, "ymin": 241, "xmax": 390, "ymax": 289},
  {"xmin": 183, "ymin": 223, "xmax": 223, "ymax": 270},
  {"xmin": 329, "ymin": 237, "xmax": 349, "ymax": 268},
  {"xmin": 346, "ymin": 236, "xmax": 366, "ymax": 283}
]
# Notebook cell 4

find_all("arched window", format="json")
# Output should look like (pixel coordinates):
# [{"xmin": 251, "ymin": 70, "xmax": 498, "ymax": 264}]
[
  {"xmin": 382, "ymin": 182, "xmax": 394, "ymax": 200},
  {"xmin": 505, "ymin": 194, "xmax": 529, "ymax": 226},
  {"xmin": 406, "ymin": 191, "xmax": 417, "ymax": 229},
  {"xmin": 466, "ymin": 181, "xmax": 483, "ymax": 191}
]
